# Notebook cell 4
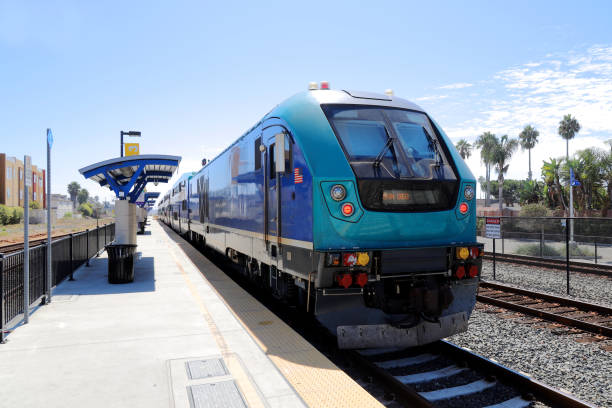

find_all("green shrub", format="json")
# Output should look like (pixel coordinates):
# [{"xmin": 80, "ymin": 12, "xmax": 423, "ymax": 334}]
[
  {"xmin": 78, "ymin": 203, "xmax": 93, "ymax": 217},
  {"xmin": 520, "ymin": 203, "xmax": 550, "ymax": 217},
  {"xmin": 8, "ymin": 207, "xmax": 23, "ymax": 224},
  {"xmin": 29, "ymin": 201, "xmax": 41, "ymax": 209},
  {"xmin": 63, "ymin": 212, "xmax": 73, "ymax": 218},
  {"xmin": 0, "ymin": 204, "xmax": 8, "ymax": 225},
  {"xmin": 516, "ymin": 243, "xmax": 561, "ymax": 256}
]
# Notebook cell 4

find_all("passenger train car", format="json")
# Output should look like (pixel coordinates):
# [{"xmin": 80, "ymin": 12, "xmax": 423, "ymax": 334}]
[{"xmin": 159, "ymin": 84, "xmax": 482, "ymax": 349}]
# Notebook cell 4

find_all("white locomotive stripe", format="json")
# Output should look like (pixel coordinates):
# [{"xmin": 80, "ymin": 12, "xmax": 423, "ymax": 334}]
[
  {"xmin": 483, "ymin": 396, "xmax": 532, "ymax": 408},
  {"xmin": 394, "ymin": 365, "xmax": 467, "ymax": 384},
  {"xmin": 375, "ymin": 353, "xmax": 438, "ymax": 369},
  {"xmin": 201, "ymin": 222, "xmax": 314, "ymax": 250},
  {"xmin": 418, "ymin": 379, "xmax": 496, "ymax": 401}
]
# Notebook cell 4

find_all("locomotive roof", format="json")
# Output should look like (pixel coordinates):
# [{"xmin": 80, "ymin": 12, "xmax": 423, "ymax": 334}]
[{"xmin": 303, "ymin": 89, "xmax": 425, "ymax": 112}]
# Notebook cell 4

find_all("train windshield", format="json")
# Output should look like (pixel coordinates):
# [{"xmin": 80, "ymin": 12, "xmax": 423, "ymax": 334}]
[
  {"xmin": 323, "ymin": 105, "xmax": 459, "ymax": 212},
  {"xmin": 322, "ymin": 105, "xmax": 456, "ymax": 181}
]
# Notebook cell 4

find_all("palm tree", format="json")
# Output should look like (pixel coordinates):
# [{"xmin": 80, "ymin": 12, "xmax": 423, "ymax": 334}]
[
  {"xmin": 492, "ymin": 135, "xmax": 519, "ymax": 212},
  {"xmin": 455, "ymin": 139, "xmax": 472, "ymax": 160},
  {"xmin": 558, "ymin": 114, "xmax": 580, "ymax": 220},
  {"xmin": 67, "ymin": 181, "xmax": 81, "ymax": 209},
  {"xmin": 541, "ymin": 158, "xmax": 567, "ymax": 211},
  {"xmin": 518, "ymin": 125, "xmax": 539, "ymax": 180},
  {"xmin": 474, "ymin": 132, "xmax": 497, "ymax": 207},
  {"xmin": 558, "ymin": 114, "xmax": 581, "ymax": 159}
]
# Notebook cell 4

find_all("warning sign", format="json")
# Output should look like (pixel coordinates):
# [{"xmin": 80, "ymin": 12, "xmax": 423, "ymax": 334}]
[{"xmin": 485, "ymin": 217, "xmax": 501, "ymax": 239}]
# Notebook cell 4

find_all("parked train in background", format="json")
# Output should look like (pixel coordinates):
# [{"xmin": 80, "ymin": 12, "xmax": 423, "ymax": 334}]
[{"xmin": 159, "ymin": 83, "xmax": 483, "ymax": 349}]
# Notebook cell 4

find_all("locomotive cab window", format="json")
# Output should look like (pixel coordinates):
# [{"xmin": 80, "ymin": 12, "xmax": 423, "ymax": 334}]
[
  {"xmin": 269, "ymin": 143, "xmax": 276, "ymax": 179},
  {"xmin": 254, "ymin": 137, "xmax": 262, "ymax": 170}
]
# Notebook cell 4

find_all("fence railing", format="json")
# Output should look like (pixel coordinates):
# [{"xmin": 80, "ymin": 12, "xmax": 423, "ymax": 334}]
[{"xmin": 1, "ymin": 223, "xmax": 115, "ymax": 342}]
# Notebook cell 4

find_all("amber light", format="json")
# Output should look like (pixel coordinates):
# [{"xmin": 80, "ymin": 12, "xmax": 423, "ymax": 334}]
[
  {"xmin": 341, "ymin": 203, "xmax": 354, "ymax": 216},
  {"xmin": 459, "ymin": 202, "xmax": 469, "ymax": 214},
  {"xmin": 455, "ymin": 266, "xmax": 466, "ymax": 279}
]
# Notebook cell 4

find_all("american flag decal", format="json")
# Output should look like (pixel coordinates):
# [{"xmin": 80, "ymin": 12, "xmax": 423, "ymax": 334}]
[{"xmin": 294, "ymin": 167, "xmax": 303, "ymax": 184}]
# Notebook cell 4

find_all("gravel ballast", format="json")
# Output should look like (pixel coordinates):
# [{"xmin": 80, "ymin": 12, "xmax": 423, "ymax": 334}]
[
  {"xmin": 449, "ymin": 306, "xmax": 612, "ymax": 407},
  {"xmin": 481, "ymin": 260, "xmax": 612, "ymax": 307}
]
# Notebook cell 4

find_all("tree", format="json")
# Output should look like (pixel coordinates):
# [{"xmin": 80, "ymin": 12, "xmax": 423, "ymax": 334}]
[
  {"xmin": 78, "ymin": 202, "xmax": 93, "ymax": 217},
  {"xmin": 492, "ymin": 134, "xmax": 519, "ymax": 212},
  {"xmin": 455, "ymin": 139, "xmax": 472, "ymax": 160},
  {"xmin": 542, "ymin": 158, "xmax": 567, "ymax": 211},
  {"xmin": 67, "ymin": 182, "xmax": 81, "ymax": 209},
  {"xmin": 558, "ymin": 114, "xmax": 581, "ymax": 159},
  {"xmin": 77, "ymin": 188, "xmax": 89, "ymax": 205},
  {"xmin": 518, "ymin": 125, "xmax": 539, "ymax": 180},
  {"xmin": 474, "ymin": 132, "xmax": 497, "ymax": 207},
  {"xmin": 519, "ymin": 179, "xmax": 543, "ymax": 205}
]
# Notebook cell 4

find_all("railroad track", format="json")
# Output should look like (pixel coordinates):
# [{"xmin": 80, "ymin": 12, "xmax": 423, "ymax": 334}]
[
  {"xmin": 0, "ymin": 233, "xmax": 77, "ymax": 254},
  {"xmin": 477, "ymin": 281, "xmax": 612, "ymax": 338},
  {"xmin": 483, "ymin": 252, "xmax": 612, "ymax": 277},
  {"xmin": 348, "ymin": 340, "xmax": 596, "ymax": 407}
]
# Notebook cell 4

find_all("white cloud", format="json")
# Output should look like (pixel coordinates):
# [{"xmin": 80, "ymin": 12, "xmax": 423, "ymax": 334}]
[
  {"xmin": 426, "ymin": 45, "xmax": 612, "ymax": 197},
  {"xmin": 415, "ymin": 95, "xmax": 449, "ymax": 101},
  {"xmin": 437, "ymin": 82, "xmax": 473, "ymax": 90}
]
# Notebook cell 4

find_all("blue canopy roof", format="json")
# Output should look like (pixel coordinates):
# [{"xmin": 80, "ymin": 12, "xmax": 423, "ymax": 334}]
[{"xmin": 79, "ymin": 155, "xmax": 180, "ymax": 203}]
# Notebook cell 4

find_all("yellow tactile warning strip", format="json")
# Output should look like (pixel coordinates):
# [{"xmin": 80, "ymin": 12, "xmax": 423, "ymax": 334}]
[
  {"xmin": 166, "ymin": 239, "xmax": 267, "ymax": 408},
  {"xmin": 161, "ymin": 222, "xmax": 384, "ymax": 408}
]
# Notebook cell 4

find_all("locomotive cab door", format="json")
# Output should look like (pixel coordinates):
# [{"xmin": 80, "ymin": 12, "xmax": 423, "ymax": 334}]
[{"xmin": 263, "ymin": 127, "xmax": 287, "ymax": 261}]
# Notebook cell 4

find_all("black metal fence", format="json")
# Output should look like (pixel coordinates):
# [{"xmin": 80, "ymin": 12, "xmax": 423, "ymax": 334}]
[
  {"xmin": 1, "ymin": 223, "xmax": 115, "ymax": 341},
  {"xmin": 477, "ymin": 216, "xmax": 612, "ymax": 263}
]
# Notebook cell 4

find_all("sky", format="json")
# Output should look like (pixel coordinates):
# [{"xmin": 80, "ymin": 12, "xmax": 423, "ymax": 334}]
[{"xmin": 1, "ymin": 0, "xmax": 612, "ymax": 204}]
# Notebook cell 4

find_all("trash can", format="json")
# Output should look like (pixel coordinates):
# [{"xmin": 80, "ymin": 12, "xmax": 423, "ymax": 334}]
[
  {"xmin": 137, "ymin": 221, "xmax": 145, "ymax": 235},
  {"xmin": 105, "ymin": 244, "xmax": 137, "ymax": 283}
]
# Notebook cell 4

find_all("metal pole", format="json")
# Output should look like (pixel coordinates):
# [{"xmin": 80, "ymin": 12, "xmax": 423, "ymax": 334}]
[
  {"xmin": 566, "ymin": 217, "xmax": 570, "ymax": 295},
  {"xmin": 0, "ymin": 254, "xmax": 5, "ymax": 343},
  {"xmin": 493, "ymin": 238, "xmax": 496, "ymax": 280},
  {"xmin": 540, "ymin": 224, "xmax": 544, "ymax": 258},
  {"xmin": 120, "ymin": 131, "xmax": 123, "ymax": 157},
  {"xmin": 86, "ymin": 229, "xmax": 90, "ymax": 267},
  {"xmin": 46, "ymin": 129, "xmax": 52, "ymax": 303},
  {"xmin": 69, "ymin": 233, "xmax": 74, "ymax": 281},
  {"xmin": 594, "ymin": 241, "xmax": 598, "ymax": 264},
  {"xmin": 24, "ymin": 165, "xmax": 29, "ymax": 324},
  {"xmin": 96, "ymin": 216, "xmax": 100, "ymax": 257}
]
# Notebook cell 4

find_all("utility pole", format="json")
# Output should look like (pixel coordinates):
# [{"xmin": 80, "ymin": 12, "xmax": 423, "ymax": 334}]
[
  {"xmin": 46, "ymin": 129, "xmax": 53, "ymax": 303},
  {"xmin": 24, "ymin": 155, "xmax": 32, "ymax": 324}
]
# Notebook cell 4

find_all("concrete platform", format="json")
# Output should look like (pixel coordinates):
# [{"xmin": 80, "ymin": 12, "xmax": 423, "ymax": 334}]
[{"xmin": 0, "ymin": 221, "xmax": 383, "ymax": 408}]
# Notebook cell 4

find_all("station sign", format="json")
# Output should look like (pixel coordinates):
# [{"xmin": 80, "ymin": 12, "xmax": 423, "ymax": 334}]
[
  {"xmin": 485, "ymin": 217, "xmax": 501, "ymax": 239},
  {"xmin": 24, "ymin": 155, "xmax": 32, "ymax": 188},
  {"xmin": 125, "ymin": 143, "xmax": 140, "ymax": 156}
]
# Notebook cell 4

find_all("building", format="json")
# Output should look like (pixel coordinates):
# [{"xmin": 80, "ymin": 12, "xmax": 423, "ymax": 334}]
[
  {"xmin": 0, "ymin": 153, "xmax": 46, "ymax": 208},
  {"xmin": 50, "ymin": 194, "xmax": 73, "ymax": 219}
]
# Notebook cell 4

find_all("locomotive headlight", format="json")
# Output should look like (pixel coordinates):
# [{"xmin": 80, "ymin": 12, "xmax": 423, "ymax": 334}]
[
  {"xmin": 330, "ymin": 184, "xmax": 347, "ymax": 201},
  {"xmin": 464, "ymin": 185, "xmax": 474, "ymax": 201}
]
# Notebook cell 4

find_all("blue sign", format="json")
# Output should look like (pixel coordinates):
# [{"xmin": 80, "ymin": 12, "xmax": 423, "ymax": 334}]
[
  {"xmin": 47, "ymin": 128, "xmax": 54, "ymax": 148},
  {"xmin": 570, "ymin": 168, "xmax": 581, "ymax": 187}
]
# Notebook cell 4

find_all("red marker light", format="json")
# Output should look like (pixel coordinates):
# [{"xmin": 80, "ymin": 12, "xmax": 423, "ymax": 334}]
[
  {"xmin": 343, "ymin": 253, "xmax": 357, "ymax": 267},
  {"xmin": 320, "ymin": 81, "xmax": 330, "ymax": 90},
  {"xmin": 470, "ymin": 247, "xmax": 480, "ymax": 259},
  {"xmin": 459, "ymin": 202, "xmax": 469, "ymax": 214},
  {"xmin": 455, "ymin": 266, "xmax": 465, "ymax": 279},
  {"xmin": 342, "ymin": 203, "xmax": 354, "ymax": 216},
  {"xmin": 336, "ymin": 273, "xmax": 352, "ymax": 288},
  {"xmin": 468, "ymin": 265, "xmax": 479, "ymax": 278},
  {"xmin": 355, "ymin": 273, "xmax": 368, "ymax": 287}
]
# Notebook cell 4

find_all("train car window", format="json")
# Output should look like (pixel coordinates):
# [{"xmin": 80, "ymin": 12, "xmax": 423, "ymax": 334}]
[
  {"xmin": 254, "ymin": 137, "xmax": 262, "ymax": 170},
  {"xmin": 269, "ymin": 143, "xmax": 276, "ymax": 179},
  {"xmin": 284, "ymin": 133, "xmax": 292, "ymax": 172}
]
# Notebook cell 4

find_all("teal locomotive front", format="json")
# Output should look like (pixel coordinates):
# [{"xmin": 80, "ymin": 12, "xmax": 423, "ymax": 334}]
[{"xmin": 161, "ymin": 85, "xmax": 482, "ymax": 349}]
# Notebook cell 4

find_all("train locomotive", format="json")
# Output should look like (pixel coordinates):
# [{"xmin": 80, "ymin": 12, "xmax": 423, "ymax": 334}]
[{"xmin": 159, "ymin": 84, "xmax": 483, "ymax": 349}]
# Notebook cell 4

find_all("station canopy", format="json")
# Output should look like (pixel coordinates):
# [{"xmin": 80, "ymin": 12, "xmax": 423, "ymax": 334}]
[{"xmin": 79, "ymin": 155, "xmax": 180, "ymax": 203}]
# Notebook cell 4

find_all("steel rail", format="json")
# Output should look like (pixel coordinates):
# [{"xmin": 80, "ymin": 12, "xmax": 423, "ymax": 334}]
[
  {"xmin": 477, "ymin": 286, "xmax": 612, "ymax": 337},
  {"xmin": 435, "ymin": 341, "xmax": 598, "ymax": 408},
  {"xmin": 483, "ymin": 252, "xmax": 612, "ymax": 277},
  {"xmin": 480, "ymin": 281, "xmax": 612, "ymax": 314}
]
